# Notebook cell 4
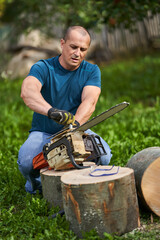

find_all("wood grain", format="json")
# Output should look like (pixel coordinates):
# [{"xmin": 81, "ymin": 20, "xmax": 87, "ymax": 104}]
[{"xmin": 127, "ymin": 147, "xmax": 160, "ymax": 216}]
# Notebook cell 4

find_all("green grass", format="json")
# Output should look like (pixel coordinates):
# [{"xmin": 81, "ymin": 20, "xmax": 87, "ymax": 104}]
[{"xmin": 0, "ymin": 53, "xmax": 160, "ymax": 239}]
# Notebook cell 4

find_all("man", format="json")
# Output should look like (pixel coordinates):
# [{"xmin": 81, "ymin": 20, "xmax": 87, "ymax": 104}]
[{"xmin": 18, "ymin": 26, "xmax": 112, "ymax": 194}]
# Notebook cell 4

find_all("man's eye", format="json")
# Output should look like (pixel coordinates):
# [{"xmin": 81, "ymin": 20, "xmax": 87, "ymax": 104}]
[
  {"xmin": 71, "ymin": 46, "xmax": 77, "ymax": 49},
  {"xmin": 81, "ymin": 48, "xmax": 86, "ymax": 52}
]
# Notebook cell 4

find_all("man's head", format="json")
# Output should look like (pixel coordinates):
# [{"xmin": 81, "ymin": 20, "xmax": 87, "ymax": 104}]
[{"xmin": 59, "ymin": 26, "xmax": 91, "ymax": 71}]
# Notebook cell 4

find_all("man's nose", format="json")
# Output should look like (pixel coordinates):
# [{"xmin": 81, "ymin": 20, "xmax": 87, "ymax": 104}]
[{"xmin": 74, "ymin": 48, "xmax": 80, "ymax": 56}]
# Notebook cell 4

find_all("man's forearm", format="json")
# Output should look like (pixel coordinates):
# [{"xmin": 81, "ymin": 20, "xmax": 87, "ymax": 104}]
[
  {"xmin": 21, "ymin": 76, "xmax": 52, "ymax": 116},
  {"xmin": 75, "ymin": 85, "xmax": 101, "ymax": 125},
  {"xmin": 75, "ymin": 99, "xmax": 96, "ymax": 125},
  {"xmin": 21, "ymin": 90, "xmax": 52, "ymax": 116}
]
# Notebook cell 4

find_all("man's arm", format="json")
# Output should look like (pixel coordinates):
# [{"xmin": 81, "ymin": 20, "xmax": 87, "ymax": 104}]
[
  {"xmin": 75, "ymin": 85, "xmax": 101, "ymax": 125},
  {"xmin": 21, "ymin": 76, "xmax": 52, "ymax": 116},
  {"xmin": 21, "ymin": 76, "xmax": 76, "ymax": 125}
]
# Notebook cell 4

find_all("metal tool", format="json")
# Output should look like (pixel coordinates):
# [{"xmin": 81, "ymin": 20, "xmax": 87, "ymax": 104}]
[{"xmin": 43, "ymin": 102, "xmax": 129, "ymax": 170}]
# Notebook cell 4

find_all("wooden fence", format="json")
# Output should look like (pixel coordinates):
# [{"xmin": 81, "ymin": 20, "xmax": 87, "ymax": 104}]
[{"xmin": 90, "ymin": 13, "xmax": 160, "ymax": 60}]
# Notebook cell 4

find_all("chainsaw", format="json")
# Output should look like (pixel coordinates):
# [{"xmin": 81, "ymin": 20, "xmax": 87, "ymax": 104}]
[{"xmin": 43, "ymin": 102, "xmax": 129, "ymax": 170}]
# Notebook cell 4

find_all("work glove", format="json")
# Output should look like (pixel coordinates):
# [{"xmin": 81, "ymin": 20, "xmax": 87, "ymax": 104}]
[
  {"xmin": 62, "ymin": 120, "xmax": 80, "ymax": 130},
  {"xmin": 70, "ymin": 120, "xmax": 80, "ymax": 128},
  {"xmin": 48, "ymin": 107, "xmax": 76, "ymax": 126}
]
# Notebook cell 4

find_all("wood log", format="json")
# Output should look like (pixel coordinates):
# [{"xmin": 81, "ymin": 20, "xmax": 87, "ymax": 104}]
[
  {"xmin": 61, "ymin": 166, "xmax": 139, "ymax": 237},
  {"xmin": 40, "ymin": 162, "xmax": 95, "ymax": 208},
  {"xmin": 126, "ymin": 147, "xmax": 160, "ymax": 216},
  {"xmin": 40, "ymin": 167, "xmax": 68, "ymax": 208}
]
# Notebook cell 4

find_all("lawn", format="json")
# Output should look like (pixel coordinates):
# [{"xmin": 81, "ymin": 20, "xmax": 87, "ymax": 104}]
[{"xmin": 0, "ymin": 53, "xmax": 160, "ymax": 239}]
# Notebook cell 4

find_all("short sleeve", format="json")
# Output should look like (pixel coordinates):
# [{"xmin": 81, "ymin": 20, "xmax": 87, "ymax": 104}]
[
  {"xmin": 28, "ymin": 60, "xmax": 48, "ymax": 86},
  {"xmin": 84, "ymin": 64, "xmax": 101, "ymax": 88}
]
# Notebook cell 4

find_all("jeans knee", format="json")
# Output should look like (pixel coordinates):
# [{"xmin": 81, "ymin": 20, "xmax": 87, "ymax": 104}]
[
  {"xmin": 100, "ymin": 150, "xmax": 112, "ymax": 165},
  {"xmin": 18, "ymin": 151, "xmax": 33, "ymax": 176}
]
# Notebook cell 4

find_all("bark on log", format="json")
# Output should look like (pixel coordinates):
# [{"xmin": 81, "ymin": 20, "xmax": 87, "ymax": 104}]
[
  {"xmin": 61, "ymin": 166, "xmax": 139, "ymax": 237},
  {"xmin": 40, "ymin": 162, "xmax": 95, "ymax": 208},
  {"xmin": 126, "ymin": 147, "xmax": 160, "ymax": 216},
  {"xmin": 40, "ymin": 167, "xmax": 68, "ymax": 208}
]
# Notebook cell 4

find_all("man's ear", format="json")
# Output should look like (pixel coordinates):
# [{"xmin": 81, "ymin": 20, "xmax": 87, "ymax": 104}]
[{"xmin": 60, "ymin": 39, "xmax": 65, "ymax": 49}]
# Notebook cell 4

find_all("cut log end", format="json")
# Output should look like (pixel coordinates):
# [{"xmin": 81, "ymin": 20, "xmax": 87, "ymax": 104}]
[
  {"xmin": 61, "ymin": 166, "xmax": 133, "ymax": 185},
  {"xmin": 141, "ymin": 156, "xmax": 160, "ymax": 216},
  {"xmin": 127, "ymin": 147, "xmax": 160, "ymax": 216}
]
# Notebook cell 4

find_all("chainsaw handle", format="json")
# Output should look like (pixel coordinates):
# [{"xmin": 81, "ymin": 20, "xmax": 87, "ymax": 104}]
[{"xmin": 69, "ymin": 152, "xmax": 90, "ymax": 169}]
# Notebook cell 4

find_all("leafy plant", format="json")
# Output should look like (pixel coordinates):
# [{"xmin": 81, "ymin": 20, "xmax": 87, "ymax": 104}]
[{"xmin": 1, "ymin": 0, "xmax": 160, "ymax": 37}]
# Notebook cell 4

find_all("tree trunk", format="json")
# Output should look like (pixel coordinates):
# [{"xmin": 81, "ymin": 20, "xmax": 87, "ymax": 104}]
[
  {"xmin": 40, "ymin": 167, "xmax": 72, "ymax": 208},
  {"xmin": 61, "ymin": 166, "xmax": 139, "ymax": 237},
  {"xmin": 126, "ymin": 147, "xmax": 160, "ymax": 216},
  {"xmin": 40, "ymin": 162, "xmax": 95, "ymax": 208}
]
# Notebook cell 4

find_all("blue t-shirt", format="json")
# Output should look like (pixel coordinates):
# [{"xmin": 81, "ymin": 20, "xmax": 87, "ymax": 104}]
[{"xmin": 28, "ymin": 56, "xmax": 101, "ymax": 134}]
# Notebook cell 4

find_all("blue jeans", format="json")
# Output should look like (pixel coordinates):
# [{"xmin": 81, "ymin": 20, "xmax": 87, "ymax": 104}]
[{"xmin": 17, "ymin": 130, "xmax": 112, "ymax": 194}]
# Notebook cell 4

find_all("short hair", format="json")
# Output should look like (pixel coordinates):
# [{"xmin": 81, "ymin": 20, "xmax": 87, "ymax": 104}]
[{"xmin": 63, "ymin": 26, "xmax": 91, "ymax": 44}]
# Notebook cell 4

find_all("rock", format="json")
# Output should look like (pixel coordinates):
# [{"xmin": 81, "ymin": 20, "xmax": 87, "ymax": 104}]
[
  {"xmin": 18, "ymin": 30, "xmax": 45, "ymax": 47},
  {"xmin": 5, "ymin": 30, "xmax": 61, "ymax": 79},
  {"xmin": 6, "ymin": 49, "xmax": 48, "ymax": 79}
]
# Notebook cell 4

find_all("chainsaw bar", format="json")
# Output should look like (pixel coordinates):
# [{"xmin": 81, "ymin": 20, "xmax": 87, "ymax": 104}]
[
  {"xmin": 73, "ymin": 101, "xmax": 129, "ymax": 132},
  {"xmin": 49, "ymin": 101, "xmax": 129, "ymax": 139}
]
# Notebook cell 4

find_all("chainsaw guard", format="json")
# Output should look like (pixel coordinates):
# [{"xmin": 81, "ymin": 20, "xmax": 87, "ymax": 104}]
[{"xmin": 33, "ymin": 152, "xmax": 49, "ymax": 169}]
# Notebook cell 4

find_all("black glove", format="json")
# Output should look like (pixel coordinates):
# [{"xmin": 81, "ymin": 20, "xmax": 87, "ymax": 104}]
[
  {"xmin": 62, "ymin": 120, "xmax": 80, "ymax": 130},
  {"xmin": 48, "ymin": 107, "xmax": 75, "ymax": 125},
  {"xmin": 72, "ymin": 120, "xmax": 80, "ymax": 128}
]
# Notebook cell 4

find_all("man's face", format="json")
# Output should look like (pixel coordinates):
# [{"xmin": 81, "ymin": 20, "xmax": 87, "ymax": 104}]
[{"xmin": 59, "ymin": 30, "xmax": 90, "ymax": 71}]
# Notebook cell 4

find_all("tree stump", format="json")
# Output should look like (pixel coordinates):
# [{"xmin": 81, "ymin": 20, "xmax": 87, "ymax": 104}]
[
  {"xmin": 126, "ymin": 147, "xmax": 160, "ymax": 216},
  {"xmin": 61, "ymin": 166, "xmax": 139, "ymax": 237},
  {"xmin": 40, "ymin": 162, "xmax": 95, "ymax": 208},
  {"xmin": 40, "ymin": 167, "xmax": 68, "ymax": 208}
]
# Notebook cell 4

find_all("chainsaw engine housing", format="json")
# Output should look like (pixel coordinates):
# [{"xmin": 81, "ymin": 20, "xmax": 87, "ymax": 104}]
[{"xmin": 43, "ymin": 129, "xmax": 106, "ymax": 170}]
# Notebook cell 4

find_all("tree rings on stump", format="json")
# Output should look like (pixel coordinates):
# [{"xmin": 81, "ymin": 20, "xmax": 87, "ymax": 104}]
[
  {"xmin": 61, "ymin": 166, "xmax": 139, "ymax": 237},
  {"xmin": 127, "ymin": 147, "xmax": 160, "ymax": 216}
]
